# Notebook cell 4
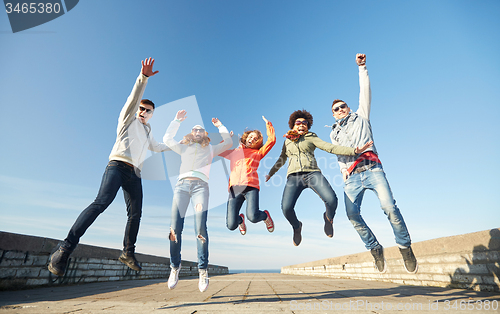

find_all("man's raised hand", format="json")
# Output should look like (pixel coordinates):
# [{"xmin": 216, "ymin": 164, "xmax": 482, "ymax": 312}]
[
  {"xmin": 356, "ymin": 53, "xmax": 366, "ymax": 66},
  {"xmin": 141, "ymin": 57, "xmax": 159, "ymax": 77}
]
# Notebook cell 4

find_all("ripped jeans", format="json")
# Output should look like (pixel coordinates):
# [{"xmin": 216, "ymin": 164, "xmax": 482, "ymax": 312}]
[{"xmin": 169, "ymin": 179, "xmax": 209, "ymax": 269}]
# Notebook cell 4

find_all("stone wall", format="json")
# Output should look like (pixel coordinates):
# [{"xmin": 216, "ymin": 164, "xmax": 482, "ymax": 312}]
[
  {"xmin": 0, "ymin": 231, "xmax": 228, "ymax": 290},
  {"xmin": 282, "ymin": 228, "xmax": 500, "ymax": 292}
]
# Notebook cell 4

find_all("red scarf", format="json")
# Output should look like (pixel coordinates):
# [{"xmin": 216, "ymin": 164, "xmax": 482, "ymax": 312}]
[{"xmin": 347, "ymin": 151, "xmax": 381, "ymax": 174}]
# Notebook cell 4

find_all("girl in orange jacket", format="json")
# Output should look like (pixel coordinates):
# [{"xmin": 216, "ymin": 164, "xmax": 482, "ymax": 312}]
[{"xmin": 219, "ymin": 116, "xmax": 276, "ymax": 235}]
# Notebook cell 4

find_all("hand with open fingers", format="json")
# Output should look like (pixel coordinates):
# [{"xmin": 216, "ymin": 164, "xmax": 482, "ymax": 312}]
[
  {"xmin": 141, "ymin": 57, "xmax": 159, "ymax": 77},
  {"xmin": 354, "ymin": 140, "xmax": 373, "ymax": 154},
  {"xmin": 356, "ymin": 53, "xmax": 366, "ymax": 66},
  {"xmin": 176, "ymin": 110, "xmax": 187, "ymax": 121},
  {"xmin": 212, "ymin": 118, "xmax": 222, "ymax": 128}
]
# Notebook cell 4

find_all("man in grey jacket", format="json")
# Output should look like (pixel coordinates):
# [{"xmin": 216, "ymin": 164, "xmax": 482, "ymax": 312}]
[
  {"xmin": 48, "ymin": 58, "xmax": 169, "ymax": 276},
  {"xmin": 330, "ymin": 54, "xmax": 417, "ymax": 273}
]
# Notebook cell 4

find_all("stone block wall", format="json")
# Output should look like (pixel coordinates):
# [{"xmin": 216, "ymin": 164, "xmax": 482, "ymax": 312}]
[
  {"xmin": 282, "ymin": 228, "xmax": 500, "ymax": 292},
  {"xmin": 0, "ymin": 231, "xmax": 228, "ymax": 290}
]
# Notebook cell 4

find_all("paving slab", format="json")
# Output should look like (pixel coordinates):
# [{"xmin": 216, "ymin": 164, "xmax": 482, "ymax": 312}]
[{"xmin": 1, "ymin": 273, "xmax": 499, "ymax": 313}]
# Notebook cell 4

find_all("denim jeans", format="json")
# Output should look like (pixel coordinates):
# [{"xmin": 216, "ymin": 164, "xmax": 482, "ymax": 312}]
[
  {"xmin": 344, "ymin": 164, "xmax": 411, "ymax": 250},
  {"xmin": 63, "ymin": 160, "xmax": 143, "ymax": 254},
  {"xmin": 282, "ymin": 171, "xmax": 338, "ymax": 230},
  {"xmin": 226, "ymin": 186, "xmax": 267, "ymax": 230},
  {"xmin": 169, "ymin": 179, "xmax": 209, "ymax": 269}
]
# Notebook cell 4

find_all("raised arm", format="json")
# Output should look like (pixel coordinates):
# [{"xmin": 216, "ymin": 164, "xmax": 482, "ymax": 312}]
[
  {"xmin": 259, "ymin": 116, "xmax": 276, "ymax": 157},
  {"xmin": 117, "ymin": 59, "xmax": 156, "ymax": 134},
  {"xmin": 211, "ymin": 118, "xmax": 233, "ymax": 156},
  {"xmin": 356, "ymin": 53, "xmax": 371, "ymax": 120},
  {"xmin": 162, "ymin": 110, "xmax": 186, "ymax": 155}
]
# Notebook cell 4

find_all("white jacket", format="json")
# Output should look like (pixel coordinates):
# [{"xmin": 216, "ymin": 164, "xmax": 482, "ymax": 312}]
[{"xmin": 163, "ymin": 120, "xmax": 232, "ymax": 182}]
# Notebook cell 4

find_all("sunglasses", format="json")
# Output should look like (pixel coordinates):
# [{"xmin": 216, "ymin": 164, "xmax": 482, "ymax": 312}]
[
  {"xmin": 333, "ymin": 103, "xmax": 347, "ymax": 112},
  {"xmin": 294, "ymin": 120, "xmax": 308, "ymax": 126},
  {"xmin": 192, "ymin": 128, "xmax": 205, "ymax": 133},
  {"xmin": 139, "ymin": 106, "xmax": 153, "ymax": 114}
]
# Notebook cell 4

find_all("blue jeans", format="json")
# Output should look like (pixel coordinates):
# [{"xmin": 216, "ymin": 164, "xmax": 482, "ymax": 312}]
[
  {"xmin": 344, "ymin": 164, "xmax": 411, "ymax": 250},
  {"xmin": 63, "ymin": 160, "xmax": 143, "ymax": 254},
  {"xmin": 169, "ymin": 179, "xmax": 209, "ymax": 269},
  {"xmin": 282, "ymin": 171, "xmax": 338, "ymax": 230},
  {"xmin": 226, "ymin": 186, "xmax": 268, "ymax": 230}
]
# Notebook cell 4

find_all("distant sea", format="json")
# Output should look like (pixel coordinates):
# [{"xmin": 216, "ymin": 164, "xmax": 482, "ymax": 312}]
[{"xmin": 229, "ymin": 269, "xmax": 280, "ymax": 274}]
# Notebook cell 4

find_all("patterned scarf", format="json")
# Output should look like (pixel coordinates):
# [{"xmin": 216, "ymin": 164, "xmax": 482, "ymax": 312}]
[{"xmin": 283, "ymin": 130, "xmax": 302, "ymax": 142}]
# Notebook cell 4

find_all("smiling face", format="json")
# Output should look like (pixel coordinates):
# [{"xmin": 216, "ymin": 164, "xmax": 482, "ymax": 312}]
[
  {"xmin": 332, "ymin": 101, "xmax": 350, "ymax": 120},
  {"xmin": 191, "ymin": 127, "xmax": 206, "ymax": 141},
  {"xmin": 293, "ymin": 118, "xmax": 309, "ymax": 135},
  {"xmin": 245, "ymin": 131, "xmax": 263, "ymax": 149},
  {"xmin": 136, "ymin": 103, "xmax": 154, "ymax": 124}
]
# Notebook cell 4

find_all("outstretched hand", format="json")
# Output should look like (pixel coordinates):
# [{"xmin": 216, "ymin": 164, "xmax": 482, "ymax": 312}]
[
  {"xmin": 176, "ymin": 110, "xmax": 187, "ymax": 121},
  {"xmin": 262, "ymin": 116, "xmax": 269, "ymax": 124},
  {"xmin": 212, "ymin": 118, "xmax": 222, "ymax": 128},
  {"xmin": 354, "ymin": 141, "xmax": 373, "ymax": 154},
  {"xmin": 141, "ymin": 57, "xmax": 159, "ymax": 77}
]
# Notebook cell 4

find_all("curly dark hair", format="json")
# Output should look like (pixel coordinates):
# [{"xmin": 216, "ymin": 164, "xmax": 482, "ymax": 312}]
[
  {"xmin": 240, "ymin": 130, "xmax": 263, "ymax": 149},
  {"xmin": 288, "ymin": 109, "xmax": 313, "ymax": 129}
]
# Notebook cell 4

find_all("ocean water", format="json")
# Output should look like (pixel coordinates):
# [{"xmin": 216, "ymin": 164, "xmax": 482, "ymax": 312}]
[{"xmin": 229, "ymin": 269, "xmax": 280, "ymax": 274}]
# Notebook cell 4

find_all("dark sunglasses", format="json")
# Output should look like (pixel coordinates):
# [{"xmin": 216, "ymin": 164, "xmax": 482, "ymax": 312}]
[
  {"xmin": 294, "ymin": 120, "xmax": 308, "ymax": 126},
  {"xmin": 333, "ymin": 103, "xmax": 347, "ymax": 112},
  {"xmin": 139, "ymin": 106, "xmax": 153, "ymax": 114}
]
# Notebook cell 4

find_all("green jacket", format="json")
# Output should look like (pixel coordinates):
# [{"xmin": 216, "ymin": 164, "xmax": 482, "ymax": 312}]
[{"xmin": 268, "ymin": 132, "xmax": 356, "ymax": 178}]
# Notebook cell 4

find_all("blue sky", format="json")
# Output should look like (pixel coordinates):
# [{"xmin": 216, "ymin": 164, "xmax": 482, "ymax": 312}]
[{"xmin": 1, "ymin": 0, "xmax": 499, "ymax": 271}]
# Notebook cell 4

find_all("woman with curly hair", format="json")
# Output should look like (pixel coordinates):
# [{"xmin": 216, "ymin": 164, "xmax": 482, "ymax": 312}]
[
  {"xmin": 266, "ymin": 109, "xmax": 372, "ymax": 246},
  {"xmin": 219, "ymin": 116, "xmax": 276, "ymax": 235}
]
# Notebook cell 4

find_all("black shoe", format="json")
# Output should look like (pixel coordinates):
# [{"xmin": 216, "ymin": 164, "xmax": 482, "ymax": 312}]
[
  {"xmin": 119, "ymin": 251, "xmax": 142, "ymax": 272},
  {"xmin": 323, "ymin": 212, "xmax": 334, "ymax": 238},
  {"xmin": 370, "ymin": 246, "xmax": 387, "ymax": 273},
  {"xmin": 48, "ymin": 246, "xmax": 71, "ymax": 276},
  {"xmin": 399, "ymin": 246, "xmax": 418, "ymax": 273},
  {"xmin": 293, "ymin": 221, "xmax": 302, "ymax": 246}
]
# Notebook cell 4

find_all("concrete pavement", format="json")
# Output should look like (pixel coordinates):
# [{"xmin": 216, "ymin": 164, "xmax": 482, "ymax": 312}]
[{"xmin": 1, "ymin": 273, "xmax": 499, "ymax": 313}]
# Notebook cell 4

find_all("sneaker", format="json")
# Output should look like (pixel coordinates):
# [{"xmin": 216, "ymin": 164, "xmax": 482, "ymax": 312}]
[
  {"xmin": 323, "ymin": 212, "xmax": 334, "ymax": 238},
  {"xmin": 293, "ymin": 221, "xmax": 302, "ymax": 246},
  {"xmin": 263, "ymin": 210, "xmax": 274, "ymax": 232},
  {"xmin": 48, "ymin": 246, "xmax": 71, "ymax": 276},
  {"xmin": 370, "ymin": 246, "xmax": 387, "ymax": 273},
  {"xmin": 238, "ymin": 214, "xmax": 246, "ymax": 235},
  {"xmin": 168, "ymin": 265, "xmax": 181, "ymax": 289},
  {"xmin": 118, "ymin": 251, "xmax": 142, "ymax": 272},
  {"xmin": 399, "ymin": 246, "xmax": 418, "ymax": 273},
  {"xmin": 198, "ymin": 268, "xmax": 209, "ymax": 292}
]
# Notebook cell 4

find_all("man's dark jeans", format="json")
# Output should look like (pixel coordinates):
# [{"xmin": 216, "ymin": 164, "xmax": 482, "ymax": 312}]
[{"xmin": 62, "ymin": 160, "xmax": 143, "ymax": 254}]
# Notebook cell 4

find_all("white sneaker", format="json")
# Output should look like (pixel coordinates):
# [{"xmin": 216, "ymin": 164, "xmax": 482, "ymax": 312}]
[
  {"xmin": 168, "ymin": 265, "xmax": 181, "ymax": 289},
  {"xmin": 198, "ymin": 268, "xmax": 209, "ymax": 292}
]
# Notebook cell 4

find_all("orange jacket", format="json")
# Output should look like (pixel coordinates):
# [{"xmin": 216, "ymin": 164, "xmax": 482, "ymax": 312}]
[{"xmin": 219, "ymin": 122, "xmax": 276, "ymax": 190}]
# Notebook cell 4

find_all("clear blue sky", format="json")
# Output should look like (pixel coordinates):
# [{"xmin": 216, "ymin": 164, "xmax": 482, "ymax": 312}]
[{"xmin": 1, "ymin": 0, "xmax": 499, "ymax": 271}]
